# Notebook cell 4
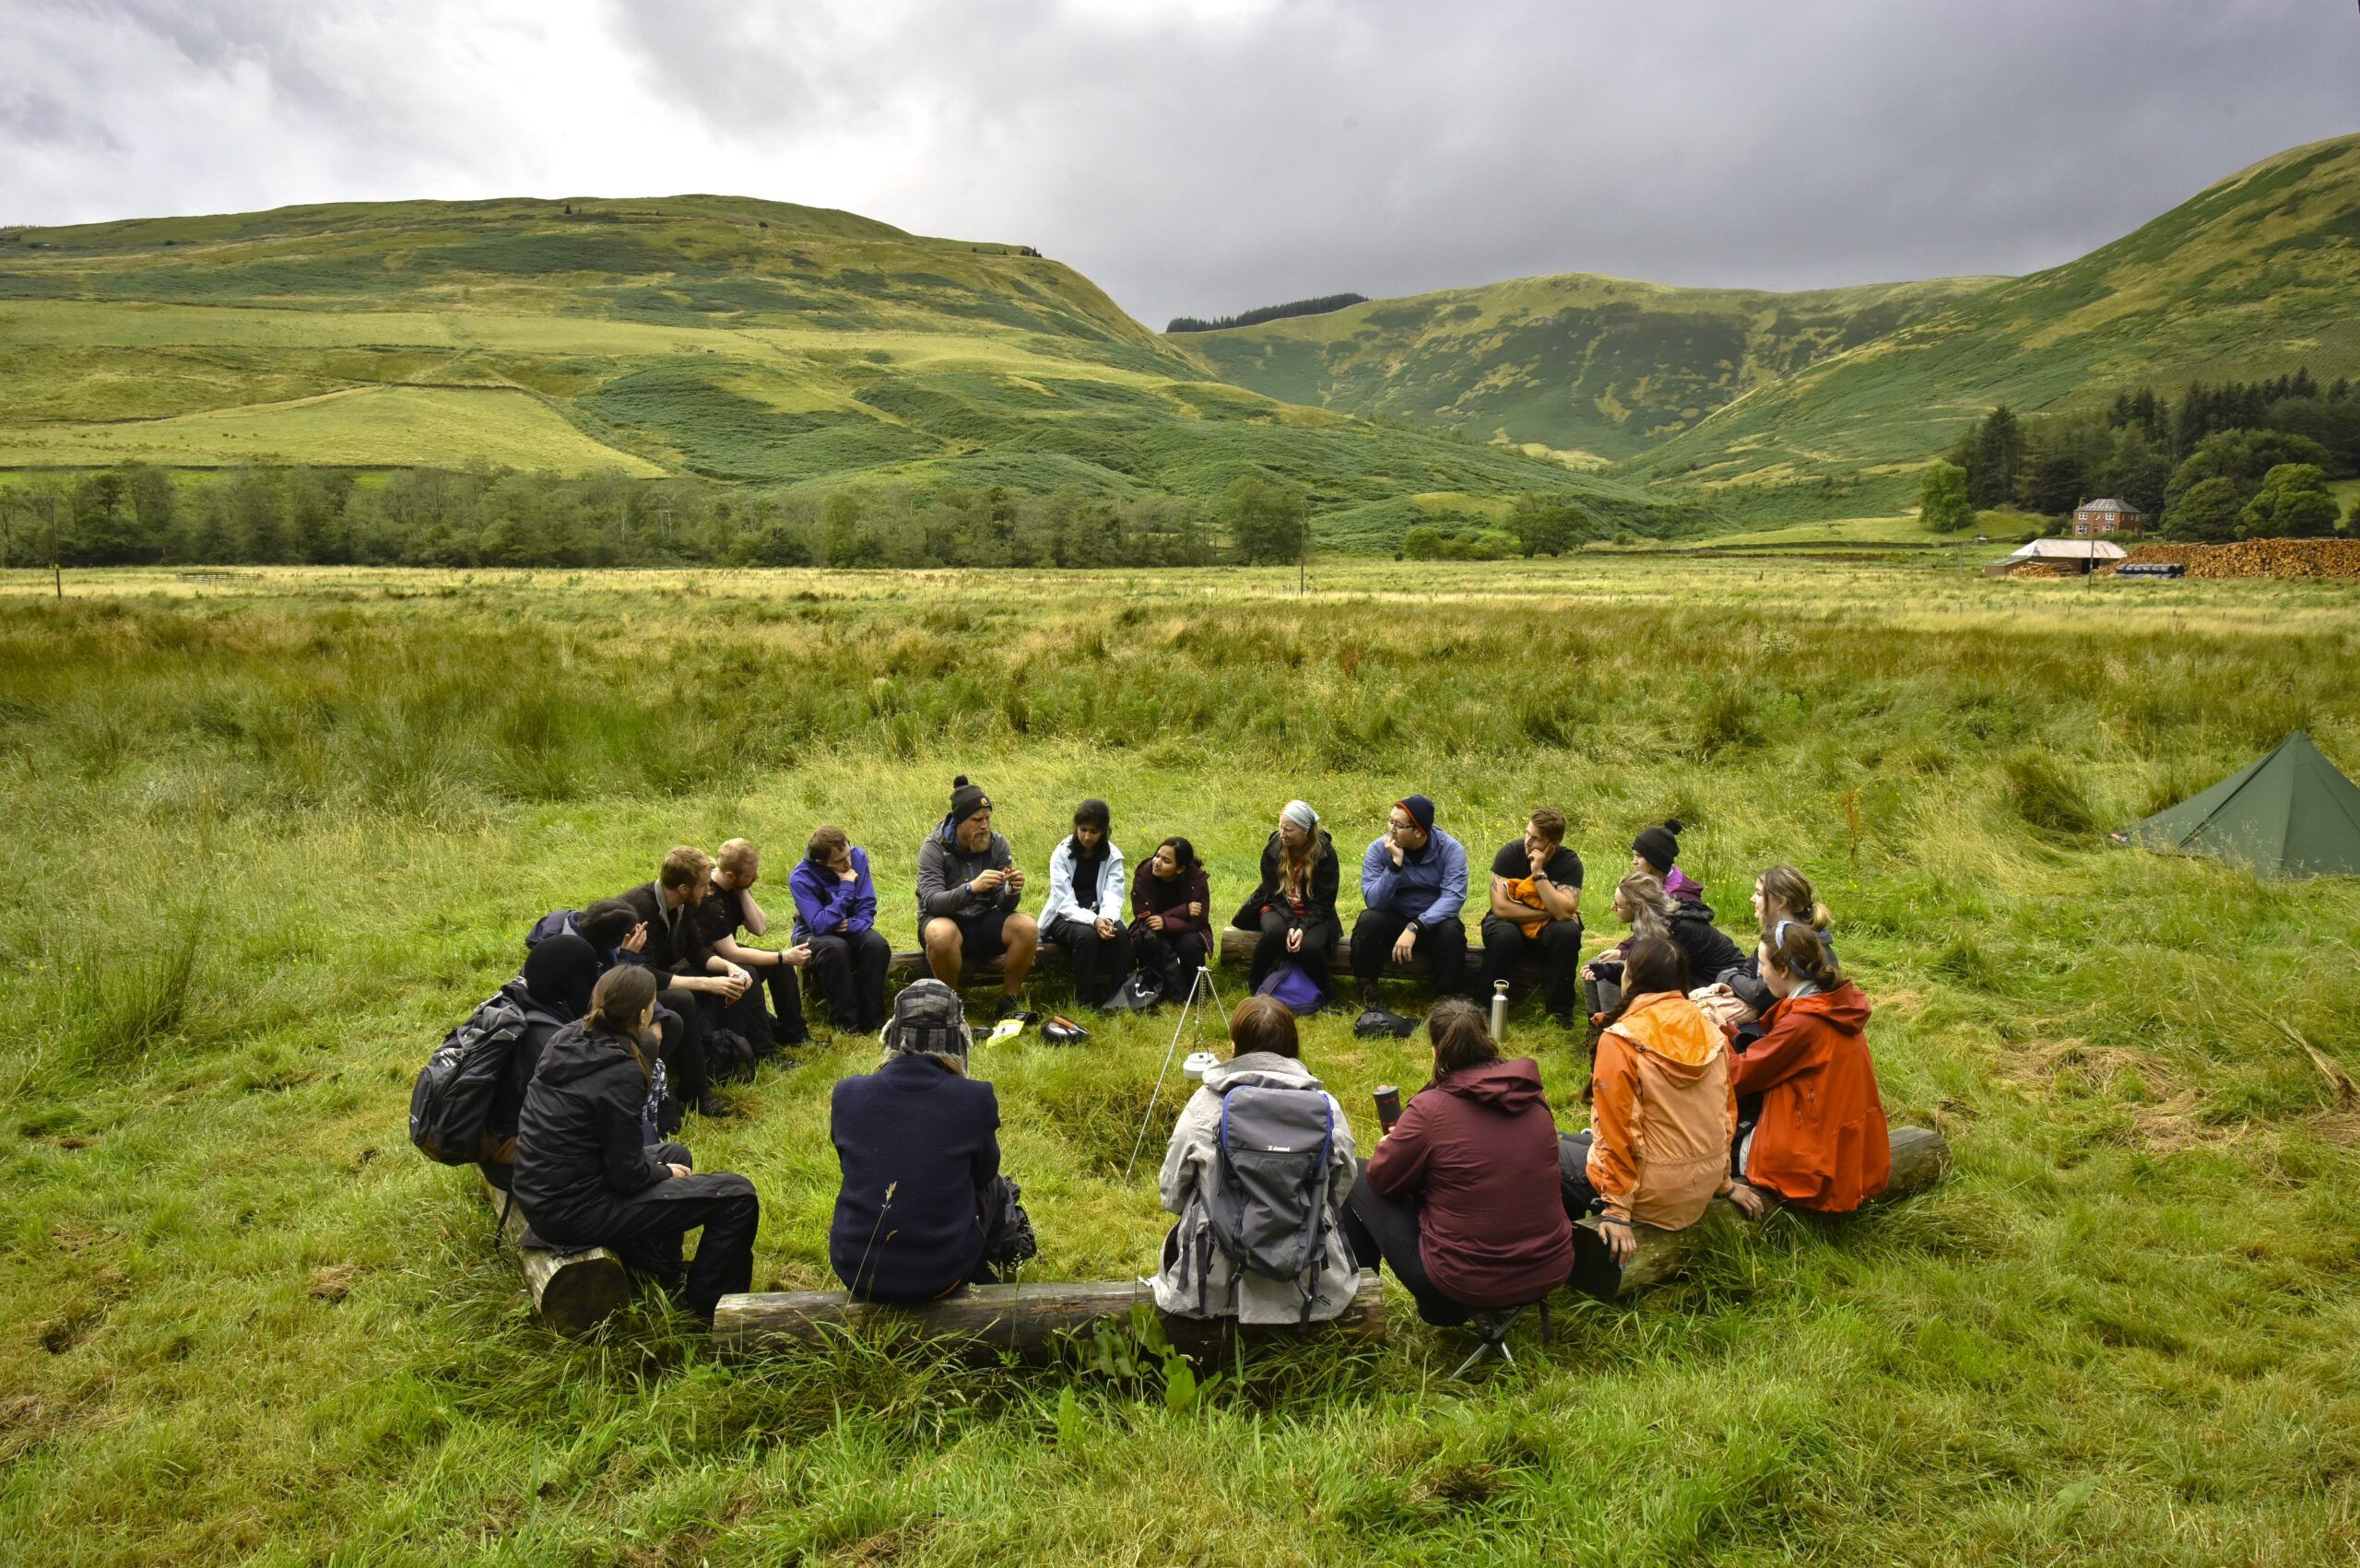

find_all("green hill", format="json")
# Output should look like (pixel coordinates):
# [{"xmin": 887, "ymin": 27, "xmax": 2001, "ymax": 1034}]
[
  {"xmin": 1628, "ymin": 135, "xmax": 2360, "ymax": 515},
  {"xmin": 0, "ymin": 196, "xmax": 1660, "ymax": 544},
  {"xmin": 1181, "ymin": 271, "xmax": 2000, "ymax": 464}
]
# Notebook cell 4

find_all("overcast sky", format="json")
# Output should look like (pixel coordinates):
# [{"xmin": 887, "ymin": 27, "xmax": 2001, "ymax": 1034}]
[{"xmin": 5, "ymin": 1, "xmax": 2355, "ymax": 328}]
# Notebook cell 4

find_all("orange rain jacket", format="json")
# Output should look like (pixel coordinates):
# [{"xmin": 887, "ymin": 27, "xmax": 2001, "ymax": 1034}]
[
  {"xmin": 1730, "ymin": 983, "xmax": 1890, "ymax": 1213},
  {"xmin": 1587, "ymin": 990, "xmax": 1735, "ymax": 1229}
]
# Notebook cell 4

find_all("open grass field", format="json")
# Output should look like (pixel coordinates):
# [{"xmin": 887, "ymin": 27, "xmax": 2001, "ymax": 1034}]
[{"xmin": 4, "ymin": 559, "xmax": 2360, "ymax": 1564}]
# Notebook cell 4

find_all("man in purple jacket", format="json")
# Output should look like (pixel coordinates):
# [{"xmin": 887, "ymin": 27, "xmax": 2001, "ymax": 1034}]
[
  {"xmin": 1351, "ymin": 794, "xmax": 1469, "ymax": 1007},
  {"xmin": 789, "ymin": 825, "xmax": 891, "ymax": 1034}
]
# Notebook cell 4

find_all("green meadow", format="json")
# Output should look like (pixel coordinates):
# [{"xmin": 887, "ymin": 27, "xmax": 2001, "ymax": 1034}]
[{"xmin": 4, "ymin": 560, "xmax": 2358, "ymax": 1564}]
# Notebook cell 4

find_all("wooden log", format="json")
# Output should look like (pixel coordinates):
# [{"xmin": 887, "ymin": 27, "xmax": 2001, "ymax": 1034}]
[
  {"xmin": 480, "ymin": 1169, "xmax": 631, "ymax": 1334},
  {"xmin": 1599, "ymin": 1125, "xmax": 1951, "ymax": 1295},
  {"xmin": 714, "ymin": 1268, "xmax": 1386, "ymax": 1362},
  {"xmin": 1215, "ymin": 925, "xmax": 1500, "ymax": 984}
]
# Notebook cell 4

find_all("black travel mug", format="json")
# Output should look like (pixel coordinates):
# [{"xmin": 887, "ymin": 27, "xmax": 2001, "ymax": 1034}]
[{"xmin": 1374, "ymin": 1084, "xmax": 1402, "ymax": 1131}]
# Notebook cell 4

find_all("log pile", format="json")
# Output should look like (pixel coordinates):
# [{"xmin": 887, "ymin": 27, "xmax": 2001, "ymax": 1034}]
[{"xmin": 2109, "ymin": 539, "xmax": 2360, "ymax": 579}]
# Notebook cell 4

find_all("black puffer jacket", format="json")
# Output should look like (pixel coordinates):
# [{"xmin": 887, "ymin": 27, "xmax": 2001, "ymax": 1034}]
[
  {"xmin": 513, "ymin": 1020, "xmax": 668, "ymax": 1244},
  {"xmin": 1667, "ymin": 902, "xmax": 1745, "ymax": 991},
  {"xmin": 1231, "ymin": 830, "xmax": 1341, "ymax": 932}
]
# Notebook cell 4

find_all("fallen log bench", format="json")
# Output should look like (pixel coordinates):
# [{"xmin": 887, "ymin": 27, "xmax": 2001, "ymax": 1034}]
[
  {"xmin": 1594, "ymin": 1126, "xmax": 1952, "ymax": 1296},
  {"xmin": 713, "ymin": 1268, "xmax": 1386, "ymax": 1362},
  {"xmin": 1214, "ymin": 926, "xmax": 1544, "ymax": 988},
  {"xmin": 480, "ymin": 1170, "xmax": 631, "ymax": 1334}
]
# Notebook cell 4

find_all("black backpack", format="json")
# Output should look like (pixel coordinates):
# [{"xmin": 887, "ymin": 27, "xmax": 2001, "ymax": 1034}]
[
  {"xmin": 1202, "ymin": 1079, "xmax": 1337, "ymax": 1323},
  {"xmin": 408, "ymin": 993, "xmax": 529, "ymax": 1164}
]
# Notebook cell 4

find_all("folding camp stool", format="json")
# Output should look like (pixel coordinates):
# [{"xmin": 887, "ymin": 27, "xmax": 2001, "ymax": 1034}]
[{"xmin": 1449, "ymin": 1293, "xmax": 1552, "ymax": 1379}]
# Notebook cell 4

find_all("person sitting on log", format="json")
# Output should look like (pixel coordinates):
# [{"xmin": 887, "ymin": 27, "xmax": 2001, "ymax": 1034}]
[
  {"xmin": 478, "ymin": 932, "xmax": 605, "ymax": 1192},
  {"xmin": 1726, "ymin": 920, "xmax": 1890, "ymax": 1214},
  {"xmin": 1696, "ymin": 865, "xmax": 1837, "ymax": 1028},
  {"xmin": 1339, "ymin": 999, "xmax": 1574, "ymax": 1326},
  {"xmin": 603, "ymin": 865, "xmax": 736, "ymax": 1120},
  {"xmin": 1582, "ymin": 873, "xmax": 1672, "ymax": 1024},
  {"xmin": 690, "ymin": 838, "xmax": 813, "ymax": 1056},
  {"xmin": 915, "ymin": 775, "xmax": 1037, "ymax": 1023},
  {"xmin": 1352, "ymin": 794, "xmax": 1470, "ymax": 1008},
  {"xmin": 1631, "ymin": 819, "xmax": 1705, "ymax": 907},
  {"xmin": 1476, "ymin": 806, "xmax": 1586, "ymax": 1029},
  {"xmin": 788, "ymin": 825, "xmax": 891, "ymax": 1036},
  {"xmin": 1037, "ymin": 798, "xmax": 1131, "ymax": 1011},
  {"xmin": 828, "ymin": 980, "xmax": 1036, "ymax": 1302},
  {"xmin": 1129, "ymin": 835, "xmax": 1210, "ymax": 999},
  {"xmin": 511, "ymin": 965, "xmax": 761, "ymax": 1324},
  {"xmin": 1231, "ymin": 800, "xmax": 1342, "ymax": 1006},
  {"xmin": 1151, "ymin": 996, "xmax": 1361, "ymax": 1323},
  {"xmin": 1563, "ymin": 937, "xmax": 1764, "ymax": 1273}
]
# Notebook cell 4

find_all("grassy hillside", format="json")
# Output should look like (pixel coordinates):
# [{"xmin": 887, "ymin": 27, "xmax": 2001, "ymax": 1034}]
[
  {"xmin": 5, "ymin": 563, "xmax": 2360, "ymax": 1563},
  {"xmin": 1629, "ymin": 135, "xmax": 2360, "ymax": 516},
  {"xmin": 0, "ymin": 198, "xmax": 1662, "ymax": 546},
  {"xmin": 1182, "ymin": 272, "xmax": 1999, "ymax": 463}
]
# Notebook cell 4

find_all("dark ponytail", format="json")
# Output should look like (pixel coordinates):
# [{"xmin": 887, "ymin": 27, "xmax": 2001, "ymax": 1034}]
[{"xmin": 1761, "ymin": 919, "xmax": 1843, "ymax": 990}]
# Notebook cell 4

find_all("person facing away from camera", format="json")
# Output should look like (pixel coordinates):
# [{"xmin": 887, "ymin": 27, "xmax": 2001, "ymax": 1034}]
[
  {"xmin": 1152, "ymin": 996, "xmax": 1361, "ymax": 1323},
  {"xmin": 1232, "ymin": 799, "xmax": 1343, "ymax": 1004},
  {"xmin": 1563, "ymin": 937, "xmax": 1761, "ymax": 1273},
  {"xmin": 827, "ymin": 979, "xmax": 1035, "ymax": 1301},
  {"xmin": 511, "ymin": 965, "xmax": 761, "ymax": 1323},
  {"xmin": 787, "ymin": 825, "xmax": 891, "ymax": 1035},
  {"xmin": 915, "ymin": 775, "xmax": 1038, "ymax": 1023},
  {"xmin": 1726, "ymin": 919, "xmax": 1889, "ymax": 1215},
  {"xmin": 1037, "ymin": 797, "xmax": 1131, "ymax": 1010},
  {"xmin": 1353, "ymin": 793, "xmax": 1470, "ymax": 1006},
  {"xmin": 1339, "ymin": 999, "xmax": 1574, "ymax": 1326}
]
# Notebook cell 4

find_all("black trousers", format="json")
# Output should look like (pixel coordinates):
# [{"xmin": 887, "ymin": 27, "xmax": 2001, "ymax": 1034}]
[
  {"xmin": 1336, "ymin": 1166, "xmax": 1473, "ymax": 1326},
  {"xmin": 1480, "ymin": 915, "xmax": 1586, "ymax": 1020},
  {"xmin": 596, "ymin": 1142, "xmax": 761, "ymax": 1321},
  {"xmin": 1133, "ymin": 926, "xmax": 1210, "ymax": 996},
  {"xmin": 1246, "ymin": 910, "xmax": 1341, "ymax": 998},
  {"xmin": 1049, "ymin": 920, "xmax": 1132, "ymax": 1008},
  {"xmin": 807, "ymin": 928, "xmax": 892, "ymax": 1032},
  {"xmin": 1350, "ymin": 910, "xmax": 1469, "ymax": 996}
]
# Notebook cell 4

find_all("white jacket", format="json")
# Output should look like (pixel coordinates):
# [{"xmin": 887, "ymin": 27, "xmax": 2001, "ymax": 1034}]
[
  {"xmin": 1152, "ymin": 1051, "xmax": 1361, "ymax": 1323},
  {"xmin": 1037, "ymin": 834, "xmax": 1127, "ymax": 934}
]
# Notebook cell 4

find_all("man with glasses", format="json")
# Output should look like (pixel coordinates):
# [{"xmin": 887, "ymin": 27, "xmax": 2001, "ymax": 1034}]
[{"xmin": 1352, "ymin": 794, "xmax": 1469, "ymax": 1008}]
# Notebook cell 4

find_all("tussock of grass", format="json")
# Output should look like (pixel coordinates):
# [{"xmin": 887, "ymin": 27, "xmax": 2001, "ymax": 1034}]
[{"xmin": 1, "ymin": 560, "xmax": 2357, "ymax": 1563}]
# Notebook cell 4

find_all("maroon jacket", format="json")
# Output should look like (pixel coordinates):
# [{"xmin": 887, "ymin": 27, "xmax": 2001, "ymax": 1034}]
[
  {"xmin": 1365, "ymin": 1057, "xmax": 1573, "ymax": 1306},
  {"xmin": 1131, "ymin": 864, "xmax": 1211, "ymax": 940}
]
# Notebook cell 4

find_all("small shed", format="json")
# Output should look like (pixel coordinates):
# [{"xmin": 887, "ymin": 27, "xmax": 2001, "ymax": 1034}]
[{"xmin": 1984, "ymin": 538, "xmax": 2128, "ymax": 577}]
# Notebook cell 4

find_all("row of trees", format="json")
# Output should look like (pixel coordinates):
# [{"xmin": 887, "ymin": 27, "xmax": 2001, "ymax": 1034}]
[
  {"xmin": 1922, "ymin": 370, "xmax": 2360, "ymax": 540},
  {"xmin": 1401, "ymin": 497, "xmax": 1599, "ymax": 560},
  {"xmin": 0, "ymin": 465, "xmax": 1333, "ymax": 572},
  {"xmin": 1165, "ymin": 293, "xmax": 1367, "ymax": 334}
]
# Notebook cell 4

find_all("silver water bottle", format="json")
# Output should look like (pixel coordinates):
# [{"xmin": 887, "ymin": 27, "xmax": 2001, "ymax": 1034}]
[{"xmin": 1490, "ymin": 980, "xmax": 1510, "ymax": 1041}]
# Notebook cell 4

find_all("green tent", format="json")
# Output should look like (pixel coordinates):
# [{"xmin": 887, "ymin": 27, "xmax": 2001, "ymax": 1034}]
[{"xmin": 2115, "ymin": 731, "xmax": 2360, "ymax": 878}]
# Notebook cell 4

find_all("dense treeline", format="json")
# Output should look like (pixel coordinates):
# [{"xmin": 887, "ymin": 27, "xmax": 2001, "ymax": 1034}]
[
  {"xmin": 0, "ymin": 466, "xmax": 1337, "ymax": 571},
  {"xmin": 1927, "ymin": 370, "xmax": 2360, "ymax": 540},
  {"xmin": 1165, "ymin": 293, "xmax": 1367, "ymax": 334}
]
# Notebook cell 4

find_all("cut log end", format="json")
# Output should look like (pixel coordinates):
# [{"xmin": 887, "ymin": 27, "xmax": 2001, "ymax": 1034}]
[{"xmin": 479, "ymin": 1169, "xmax": 631, "ymax": 1334}]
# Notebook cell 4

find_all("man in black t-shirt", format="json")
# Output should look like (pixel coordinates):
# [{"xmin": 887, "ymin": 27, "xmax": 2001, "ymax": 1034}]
[
  {"xmin": 690, "ymin": 838, "xmax": 813, "ymax": 1052},
  {"xmin": 1477, "ymin": 807, "xmax": 1586, "ymax": 1026}
]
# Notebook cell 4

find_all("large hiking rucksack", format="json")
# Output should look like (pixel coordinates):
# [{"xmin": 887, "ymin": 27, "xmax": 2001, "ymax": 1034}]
[
  {"xmin": 524, "ymin": 908, "xmax": 580, "ymax": 951},
  {"xmin": 1202, "ymin": 1079, "xmax": 1337, "ymax": 1323},
  {"xmin": 409, "ymin": 993, "xmax": 529, "ymax": 1164}
]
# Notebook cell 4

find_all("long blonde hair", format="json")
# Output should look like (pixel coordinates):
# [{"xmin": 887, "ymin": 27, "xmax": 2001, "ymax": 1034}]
[{"xmin": 1616, "ymin": 872, "xmax": 1674, "ymax": 941}]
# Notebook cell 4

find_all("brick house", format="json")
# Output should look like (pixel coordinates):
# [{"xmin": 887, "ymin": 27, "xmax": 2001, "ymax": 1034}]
[{"xmin": 2071, "ymin": 498, "xmax": 2145, "ymax": 538}]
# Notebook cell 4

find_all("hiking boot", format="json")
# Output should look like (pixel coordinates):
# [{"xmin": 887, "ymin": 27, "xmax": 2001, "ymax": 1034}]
[
  {"xmin": 1547, "ymin": 1010, "xmax": 1575, "ymax": 1031},
  {"xmin": 694, "ymin": 1091, "xmax": 735, "ymax": 1120},
  {"xmin": 995, "ymin": 994, "xmax": 1023, "ymax": 1022}
]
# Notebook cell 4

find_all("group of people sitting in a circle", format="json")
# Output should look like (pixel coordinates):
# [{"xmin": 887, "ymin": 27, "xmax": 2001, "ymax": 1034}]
[{"xmin": 469, "ymin": 774, "xmax": 1891, "ymax": 1327}]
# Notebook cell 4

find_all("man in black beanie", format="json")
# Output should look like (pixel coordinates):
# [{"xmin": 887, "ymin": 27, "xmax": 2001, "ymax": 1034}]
[{"xmin": 915, "ymin": 775, "xmax": 1037, "ymax": 1020}]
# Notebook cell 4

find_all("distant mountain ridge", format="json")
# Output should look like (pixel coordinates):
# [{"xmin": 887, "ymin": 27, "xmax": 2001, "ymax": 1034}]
[{"xmin": 0, "ymin": 195, "xmax": 1663, "ymax": 544}]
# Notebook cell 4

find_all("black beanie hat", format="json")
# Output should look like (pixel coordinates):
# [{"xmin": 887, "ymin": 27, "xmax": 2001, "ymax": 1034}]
[
  {"xmin": 950, "ymin": 774, "xmax": 990, "ymax": 825},
  {"xmin": 1632, "ymin": 819, "xmax": 1683, "ymax": 874}
]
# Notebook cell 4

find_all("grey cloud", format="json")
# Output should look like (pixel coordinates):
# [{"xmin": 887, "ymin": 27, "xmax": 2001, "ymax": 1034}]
[{"xmin": 4, "ymin": 0, "xmax": 2354, "ymax": 330}]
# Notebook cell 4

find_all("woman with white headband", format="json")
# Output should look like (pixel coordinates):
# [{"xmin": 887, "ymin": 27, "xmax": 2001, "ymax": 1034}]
[
  {"xmin": 1229, "ymin": 800, "xmax": 1342, "ymax": 1005},
  {"xmin": 1723, "ymin": 919, "xmax": 1890, "ymax": 1215}
]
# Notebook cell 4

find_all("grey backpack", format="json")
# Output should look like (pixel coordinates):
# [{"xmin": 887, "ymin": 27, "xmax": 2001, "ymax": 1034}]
[{"xmin": 1201, "ymin": 1079, "xmax": 1337, "ymax": 1323}]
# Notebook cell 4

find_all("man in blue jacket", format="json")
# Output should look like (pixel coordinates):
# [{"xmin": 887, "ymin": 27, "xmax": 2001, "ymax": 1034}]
[{"xmin": 1352, "ymin": 794, "xmax": 1469, "ymax": 1006}]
